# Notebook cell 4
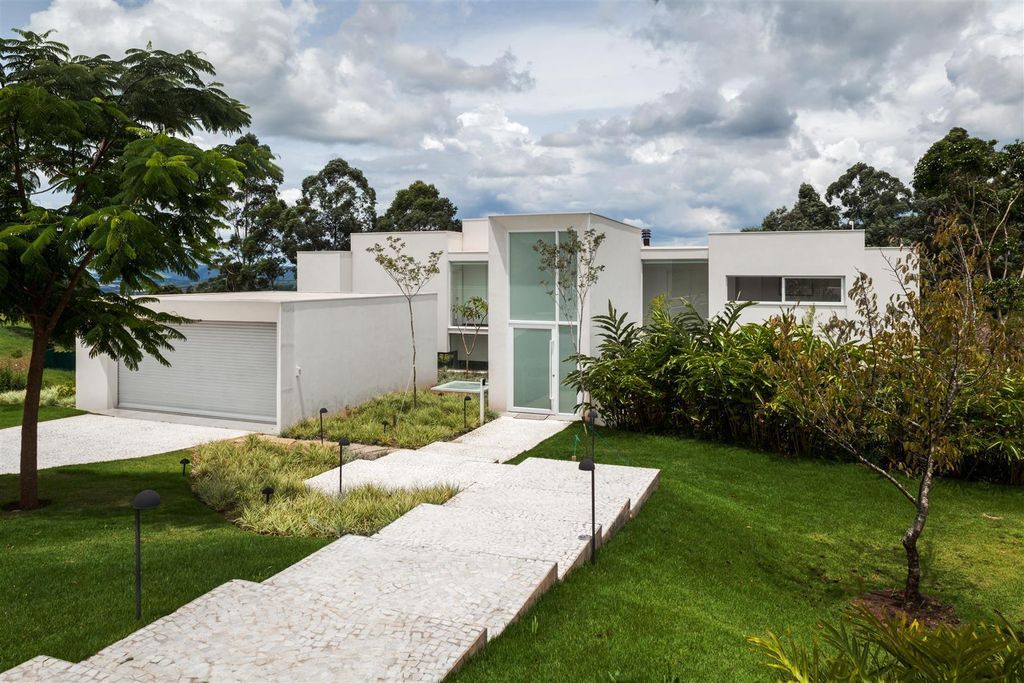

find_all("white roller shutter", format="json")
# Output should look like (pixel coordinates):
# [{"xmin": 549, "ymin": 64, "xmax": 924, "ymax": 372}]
[{"xmin": 118, "ymin": 321, "xmax": 277, "ymax": 423}]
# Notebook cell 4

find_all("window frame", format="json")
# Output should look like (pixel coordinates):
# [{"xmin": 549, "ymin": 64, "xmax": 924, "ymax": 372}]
[{"xmin": 726, "ymin": 275, "xmax": 846, "ymax": 305}]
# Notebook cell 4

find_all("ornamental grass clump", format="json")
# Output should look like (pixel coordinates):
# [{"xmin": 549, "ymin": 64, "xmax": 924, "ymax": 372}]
[
  {"xmin": 284, "ymin": 389, "xmax": 494, "ymax": 448},
  {"xmin": 190, "ymin": 435, "xmax": 456, "ymax": 538}
]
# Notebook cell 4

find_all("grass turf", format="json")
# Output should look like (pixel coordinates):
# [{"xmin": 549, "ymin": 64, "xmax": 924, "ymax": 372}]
[
  {"xmin": 0, "ymin": 405, "xmax": 84, "ymax": 429},
  {"xmin": 452, "ymin": 429, "xmax": 1024, "ymax": 682},
  {"xmin": 284, "ymin": 389, "xmax": 494, "ymax": 449},
  {"xmin": 0, "ymin": 450, "xmax": 327, "ymax": 672},
  {"xmin": 0, "ymin": 324, "xmax": 76, "ymax": 387}
]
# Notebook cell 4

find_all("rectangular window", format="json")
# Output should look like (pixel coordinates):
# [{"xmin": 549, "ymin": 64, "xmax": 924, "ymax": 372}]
[
  {"xmin": 727, "ymin": 276, "xmax": 782, "ymax": 302},
  {"xmin": 783, "ymin": 277, "xmax": 843, "ymax": 303},
  {"xmin": 510, "ymin": 231, "xmax": 555, "ymax": 321},
  {"xmin": 450, "ymin": 263, "xmax": 487, "ymax": 325}
]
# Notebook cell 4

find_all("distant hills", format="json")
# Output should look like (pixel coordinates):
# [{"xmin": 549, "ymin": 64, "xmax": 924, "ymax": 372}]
[{"xmin": 101, "ymin": 265, "xmax": 297, "ymax": 293}]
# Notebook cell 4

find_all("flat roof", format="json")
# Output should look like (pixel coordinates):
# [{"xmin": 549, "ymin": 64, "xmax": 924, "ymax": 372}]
[
  {"xmin": 707, "ymin": 229, "xmax": 866, "ymax": 236},
  {"xmin": 473, "ymin": 211, "xmax": 643, "ymax": 231},
  {"xmin": 150, "ymin": 291, "xmax": 418, "ymax": 304}
]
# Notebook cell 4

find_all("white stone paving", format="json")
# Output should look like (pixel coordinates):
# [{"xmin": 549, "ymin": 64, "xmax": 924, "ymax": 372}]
[
  {"xmin": 2, "ymin": 414, "xmax": 661, "ymax": 682},
  {"xmin": 0, "ymin": 414, "xmax": 249, "ymax": 474}
]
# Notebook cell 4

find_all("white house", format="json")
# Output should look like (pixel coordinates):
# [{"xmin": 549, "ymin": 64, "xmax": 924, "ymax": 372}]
[{"xmin": 76, "ymin": 212, "xmax": 910, "ymax": 429}]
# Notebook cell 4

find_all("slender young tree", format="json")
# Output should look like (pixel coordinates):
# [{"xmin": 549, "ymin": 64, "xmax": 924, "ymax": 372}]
[
  {"xmin": 367, "ymin": 236, "xmax": 441, "ymax": 407},
  {"xmin": 770, "ymin": 220, "xmax": 1019, "ymax": 604},
  {"xmin": 451, "ymin": 296, "xmax": 488, "ymax": 372},
  {"xmin": 0, "ymin": 31, "xmax": 250, "ymax": 509},
  {"xmin": 534, "ymin": 226, "xmax": 606, "ymax": 414}
]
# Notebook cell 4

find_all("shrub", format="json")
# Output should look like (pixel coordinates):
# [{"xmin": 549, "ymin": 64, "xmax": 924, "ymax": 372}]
[
  {"xmin": 283, "ymin": 389, "xmax": 495, "ymax": 449},
  {"xmin": 0, "ymin": 384, "xmax": 75, "ymax": 407},
  {"xmin": 190, "ymin": 435, "xmax": 457, "ymax": 537},
  {"xmin": 748, "ymin": 604, "xmax": 1024, "ymax": 681},
  {"xmin": 570, "ymin": 298, "xmax": 1024, "ymax": 482},
  {"xmin": 0, "ymin": 364, "xmax": 27, "ymax": 392}
]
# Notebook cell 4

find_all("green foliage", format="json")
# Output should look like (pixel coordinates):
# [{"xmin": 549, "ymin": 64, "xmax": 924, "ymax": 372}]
[
  {"xmin": 758, "ymin": 183, "xmax": 841, "ymax": 232},
  {"xmin": 826, "ymin": 162, "xmax": 916, "ymax": 245},
  {"xmin": 1, "ymin": 29, "xmax": 255, "ymax": 506},
  {"xmin": 377, "ymin": 180, "xmax": 461, "ymax": 232},
  {"xmin": 0, "ymin": 383, "xmax": 75, "ymax": 407},
  {"xmin": 284, "ymin": 389, "xmax": 493, "ymax": 448},
  {"xmin": 199, "ymin": 133, "xmax": 288, "ymax": 292},
  {"xmin": 190, "ymin": 436, "xmax": 456, "ymax": 537},
  {"xmin": 749, "ymin": 604, "xmax": 1024, "ymax": 682},
  {"xmin": 570, "ymin": 293, "xmax": 1024, "ymax": 483},
  {"xmin": 0, "ymin": 363, "xmax": 26, "ymax": 391},
  {"xmin": 282, "ymin": 157, "xmax": 376, "ymax": 259}
]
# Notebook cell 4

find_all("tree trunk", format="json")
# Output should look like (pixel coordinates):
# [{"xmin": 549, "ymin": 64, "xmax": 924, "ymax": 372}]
[
  {"xmin": 901, "ymin": 458, "xmax": 935, "ymax": 605},
  {"xmin": 407, "ymin": 297, "xmax": 417, "ymax": 408},
  {"xmin": 19, "ymin": 322, "xmax": 50, "ymax": 510}
]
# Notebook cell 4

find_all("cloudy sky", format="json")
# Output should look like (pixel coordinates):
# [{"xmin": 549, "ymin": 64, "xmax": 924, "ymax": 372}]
[{"xmin": 5, "ymin": 0, "xmax": 1023, "ymax": 244}]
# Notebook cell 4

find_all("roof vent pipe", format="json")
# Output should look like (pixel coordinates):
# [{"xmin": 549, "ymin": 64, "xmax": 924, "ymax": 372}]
[{"xmin": 641, "ymin": 228, "xmax": 652, "ymax": 247}]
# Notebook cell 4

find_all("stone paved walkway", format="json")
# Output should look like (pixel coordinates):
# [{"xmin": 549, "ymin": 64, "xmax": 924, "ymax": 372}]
[{"xmin": 2, "ymin": 416, "xmax": 660, "ymax": 682}]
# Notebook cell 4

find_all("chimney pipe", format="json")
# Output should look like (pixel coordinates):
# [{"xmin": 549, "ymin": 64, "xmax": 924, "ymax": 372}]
[{"xmin": 641, "ymin": 228, "xmax": 652, "ymax": 247}]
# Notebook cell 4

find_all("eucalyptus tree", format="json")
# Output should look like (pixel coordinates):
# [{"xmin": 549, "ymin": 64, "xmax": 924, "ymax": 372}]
[
  {"xmin": 0, "ymin": 30, "xmax": 251, "ymax": 509},
  {"xmin": 378, "ymin": 180, "xmax": 461, "ymax": 232},
  {"xmin": 283, "ymin": 158, "xmax": 376, "ymax": 260}
]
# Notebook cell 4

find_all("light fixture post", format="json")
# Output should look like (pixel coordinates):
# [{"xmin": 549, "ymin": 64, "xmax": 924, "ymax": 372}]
[
  {"xmin": 179, "ymin": 458, "xmax": 190, "ymax": 477},
  {"xmin": 464, "ymin": 395, "xmax": 471, "ymax": 429},
  {"xmin": 131, "ymin": 490, "xmax": 161, "ymax": 620},
  {"xmin": 319, "ymin": 407, "xmax": 328, "ymax": 446},
  {"xmin": 338, "ymin": 437, "xmax": 350, "ymax": 497},
  {"xmin": 578, "ymin": 458, "xmax": 596, "ymax": 565}
]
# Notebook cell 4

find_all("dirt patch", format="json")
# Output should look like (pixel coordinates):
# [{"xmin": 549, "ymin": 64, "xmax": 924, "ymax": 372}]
[{"xmin": 854, "ymin": 588, "xmax": 960, "ymax": 628}]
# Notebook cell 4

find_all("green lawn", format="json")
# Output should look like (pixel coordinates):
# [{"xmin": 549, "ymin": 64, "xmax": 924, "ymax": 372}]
[
  {"xmin": 0, "ymin": 451, "xmax": 327, "ymax": 672},
  {"xmin": 453, "ymin": 429, "xmax": 1024, "ymax": 682},
  {"xmin": 0, "ymin": 405, "xmax": 84, "ymax": 429}
]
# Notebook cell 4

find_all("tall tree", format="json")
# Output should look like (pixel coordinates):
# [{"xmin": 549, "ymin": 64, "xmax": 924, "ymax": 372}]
[
  {"xmin": 366, "ymin": 236, "xmax": 441, "ymax": 407},
  {"xmin": 825, "ymin": 162, "xmax": 916, "ymax": 246},
  {"xmin": 757, "ymin": 183, "xmax": 841, "ymax": 232},
  {"xmin": 282, "ymin": 158, "xmax": 376, "ymax": 260},
  {"xmin": 200, "ymin": 134, "xmax": 286, "ymax": 292},
  {"xmin": 913, "ymin": 128, "xmax": 1023, "ymax": 310},
  {"xmin": 0, "ymin": 31, "xmax": 249, "ymax": 509},
  {"xmin": 377, "ymin": 180, "xmax": 461, "ymax": 232}
]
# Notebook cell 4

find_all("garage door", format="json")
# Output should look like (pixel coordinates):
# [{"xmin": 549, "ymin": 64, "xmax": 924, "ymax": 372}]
[{"xmin": 118, "ymin": 321, "xmax": 277, "ymax": 423}]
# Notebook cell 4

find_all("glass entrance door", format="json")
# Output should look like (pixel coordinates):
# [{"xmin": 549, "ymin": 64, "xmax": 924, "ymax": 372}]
[{"xmin": 512, "ymin": 327, "xmax": 552, "ymax": 411}]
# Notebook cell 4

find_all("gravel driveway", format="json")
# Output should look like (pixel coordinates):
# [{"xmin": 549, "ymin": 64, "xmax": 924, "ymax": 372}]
[{"xmin": 0, "ymin": 414, "xmax": 250, "ymax": 474}]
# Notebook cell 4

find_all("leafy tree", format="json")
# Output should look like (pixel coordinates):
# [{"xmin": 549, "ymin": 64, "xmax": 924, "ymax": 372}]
[
  {"xmin": 769, "ymin": 220, "xmax": 1020, "ymax": 604},
  {"xmin": 199, "ymin": 134, "xmax": 286, "ymax": 292},
  {"xmin": 451, "ymin": 296, "xmax": 487, "ymax": 372},
  {"xmin": 367, "ymin": 236, "xmax": 441, "ymax": 407},
  {"xmin": 0, "ymin": 31, "xmax": 250, "ymax": 509},
  {"xmin": 913, "ymin": 127, "xmax": 1023, "ymax": 311},
  {"xmin": 534, "ymin": 227, "xmax": 606, "ymax": 415},
  {"xmin": 825, "ymin": 162, "xmax": 916, "ymax": 246},
  {"xmin": 378, "ymin": 180, "xmax": 461, "ymax": 232},
  {"xmin": 282, "ymin": 158, "xmax": 376, "ymax": 260},
  {"xmin": 757, "ymin": 183, "xmax": 841, "ymax": 232}
]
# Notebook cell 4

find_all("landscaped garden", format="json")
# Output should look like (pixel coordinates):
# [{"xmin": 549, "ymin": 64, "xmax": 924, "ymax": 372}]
[
  {"xmin": 0, "ymin": 324, "xmax": 80, "ymax": 428},
  {"xmin": 452, "ymin": 427, "xmax": 1024, "ymax": 681},
  {"xmin": 284, "ymin": 389, "xmax": 493, "ymax": 449}
]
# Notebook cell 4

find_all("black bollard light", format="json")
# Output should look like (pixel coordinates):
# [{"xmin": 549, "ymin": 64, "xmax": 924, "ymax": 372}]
[
  {"xmin": 338, "ymin": 437, "xmax": 350, "ymax": 497},
  {"xmin": 319, "ymin": 407, "xmax": 328, "ymax": 446},
  {"xmin": 132, "ymin": 490, "xmax": 161, "ymax": 620},
  {"xmin": 179, "ymin": 458, "xmax": 190, "ymax": 477},
  {"xmin": 463, "ymin": 395, "xmax": 471, "ymax": 429},
  {"xmin": 578, "ymin": 458, "xmax": 596, "ymax": 565},
  {"xmin": 588, "ymin": 408, "xmax": 599, "ymax": 460},
  {"xmin": 261, "ymin": 486, "xmax": 274, "ymax": 504}
]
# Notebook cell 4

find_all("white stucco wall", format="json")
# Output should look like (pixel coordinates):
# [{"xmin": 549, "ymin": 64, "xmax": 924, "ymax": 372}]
[
  {"xmin": 350, "ymin": 231, "xmax": 453, "ymax": 349},
  {"xmin": 708, "ymin": 230, "xmax": 872, "ymax": 325},
  {"xmin": 297, "ymin": 251, "xmax": 352, "ymax": 293},
  {"xmin": 277, "ymin": 293, "xmax": 437, "ymax": 429},
  {"xmin": 75, "ymin": 342, "xmax": 117, "ymax": 412}
]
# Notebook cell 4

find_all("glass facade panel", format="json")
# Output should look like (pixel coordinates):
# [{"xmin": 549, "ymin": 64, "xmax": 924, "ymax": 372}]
[
  {"xmin": 513, "ymin": 328, "xmax": 551, "ymax": 410},
  {"xmin": 558, "ymin": 325, "xmax": 579, "ymax": 414},
  {"xmin": 727, "ymin": 276, "xmax": 782, "ymax": 302},
  {"xmin": 450, "ymin": 263, "xmax": 488, "ymax": 325},
  {"xmin": 784, "ymin": 277, "xmax": 843, "ymax": 303},
  {"xmin": 510, "ymin": 232, "xmax": 555, "ymax": 321}
]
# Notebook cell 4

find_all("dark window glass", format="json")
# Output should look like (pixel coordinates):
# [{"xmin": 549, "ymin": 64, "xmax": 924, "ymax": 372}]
[
  {"xmin": 727, "ymin": 276, "xmax": 782, "ymax": 302},
  {"xmin": 784, "ymin": 277, "xmax": 843, "ymax": 303}
]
